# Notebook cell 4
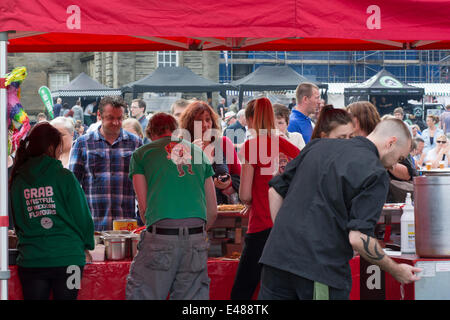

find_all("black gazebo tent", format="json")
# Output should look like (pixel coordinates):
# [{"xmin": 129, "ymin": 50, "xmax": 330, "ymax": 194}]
[
  {"xmin": 52, "ymin": 72, "xmax": 122, "ymax": 109},
  {"xmin": 121, "ymin": 66, "xmax": 232, "ymax": 101},
  {"xmin": 344, "ymin": 69, "xmax": 425, "ymax": 116},
  {"xmin": 228, "ymin": 65, "xmax": 328, "ymax": 109}
]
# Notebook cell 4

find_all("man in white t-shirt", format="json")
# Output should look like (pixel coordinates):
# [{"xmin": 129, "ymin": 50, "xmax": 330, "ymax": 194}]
[{"xmin": 84, "ymin": 101, "xmax": 97, "ymax": 126}]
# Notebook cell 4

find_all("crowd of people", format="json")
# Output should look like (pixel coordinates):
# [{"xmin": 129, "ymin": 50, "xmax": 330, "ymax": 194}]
[{"xmin": 9, "ymin": 81, "xmax": 449, "ymax": 300}]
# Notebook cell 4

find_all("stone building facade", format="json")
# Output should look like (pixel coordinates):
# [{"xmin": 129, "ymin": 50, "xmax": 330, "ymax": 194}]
[
  {"xmin": 7, "ymin": 52, "xmax": 84, "ymax": 115},
  {"xmin": 6, "ymin": 51, "xmax": 220, "ymax": 116}
]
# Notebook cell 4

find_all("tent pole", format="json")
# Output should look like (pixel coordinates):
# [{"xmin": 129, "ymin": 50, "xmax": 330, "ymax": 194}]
[
  {"xmin": 238, "ymin": 87, "xmax": 244, "ymax": 111},
  {"xmin": 219, "ymin": 90, "xmax": 227, "ymax": 106},
  {"xmin": 0, "ymin": 31, "xmax": 10, "ymax": 300}
]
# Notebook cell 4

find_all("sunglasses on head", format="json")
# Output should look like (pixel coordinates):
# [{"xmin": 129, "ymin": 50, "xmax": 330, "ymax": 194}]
[{"xmin": 437, "ymin": 140, "xmax": 447, "ymax": 144}]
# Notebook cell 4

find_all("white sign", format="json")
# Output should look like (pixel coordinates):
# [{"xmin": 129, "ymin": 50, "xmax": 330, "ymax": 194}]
[{"xmin": 416, "ymin": 262, "xmax": 436, "ymax": 278}]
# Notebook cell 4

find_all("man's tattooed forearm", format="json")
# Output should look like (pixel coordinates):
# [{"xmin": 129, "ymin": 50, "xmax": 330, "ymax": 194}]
[{"xmin": 360, "ymin": 235, "xmax": 385, "ymax": 261}]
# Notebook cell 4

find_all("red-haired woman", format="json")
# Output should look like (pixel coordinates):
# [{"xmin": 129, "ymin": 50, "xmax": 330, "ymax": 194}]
[
  {"xmin": 230, "ymin": 98, "xmax": 300, "ymax": 300},
  {"xmin": 346, "ymin": 101, "xmax": 380, "ymax": 137},
  {"xmin": 179, "ymin": 101, "xmax": 241, "ymax": 204}
]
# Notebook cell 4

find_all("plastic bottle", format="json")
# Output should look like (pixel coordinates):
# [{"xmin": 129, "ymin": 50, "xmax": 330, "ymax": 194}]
[{"xmin": 401, "ymin": 193, "xmax": 415, "ymax": 254}]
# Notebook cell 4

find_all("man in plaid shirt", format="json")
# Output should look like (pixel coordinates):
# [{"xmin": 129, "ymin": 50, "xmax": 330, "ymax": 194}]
[{"xmin": 69, "ymin": 96, "xmax": 142, "ymax": 230}]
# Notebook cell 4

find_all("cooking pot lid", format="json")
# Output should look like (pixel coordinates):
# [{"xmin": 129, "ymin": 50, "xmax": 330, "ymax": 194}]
[{"xmin": 101, "ymin": 233, "xmax": 129, "ymax": 240}]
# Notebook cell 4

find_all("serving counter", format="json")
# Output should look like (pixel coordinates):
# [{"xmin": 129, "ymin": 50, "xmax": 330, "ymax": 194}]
[
  {"xmin": 7, "ymin": 256, "xmax": 361, "ymax": 300},
  {"xmin": 10, "ymin": 250, "xmax": 443, "ymax": 300},
  {"xmin": 10, "ymin": 202, "xmax": 448, "ymax": 300}
]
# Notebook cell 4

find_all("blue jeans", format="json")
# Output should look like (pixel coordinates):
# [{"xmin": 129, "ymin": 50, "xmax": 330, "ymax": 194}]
[{"xmin": 258, "ymin": 265, "xmax": 350, "ymax": 300}]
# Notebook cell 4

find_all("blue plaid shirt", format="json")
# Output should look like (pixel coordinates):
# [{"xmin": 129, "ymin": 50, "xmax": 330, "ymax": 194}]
[{"xmin": 69, "ymin": 127, "xmax": 142, "ymax": 230}]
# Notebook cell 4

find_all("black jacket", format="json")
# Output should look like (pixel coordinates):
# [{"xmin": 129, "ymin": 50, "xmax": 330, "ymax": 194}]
[{"xmin": 261, "ymin": 137, "xmax": 389, "ymax": 291}]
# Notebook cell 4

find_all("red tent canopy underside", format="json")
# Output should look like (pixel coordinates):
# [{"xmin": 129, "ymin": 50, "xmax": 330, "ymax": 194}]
[
  {"xmin": 3, "ymin": 0, "xmax": 450, "ymax": 52},
  {"xmin": 7, "ymin": 33, "xmax": 450, "ymax": 52}
]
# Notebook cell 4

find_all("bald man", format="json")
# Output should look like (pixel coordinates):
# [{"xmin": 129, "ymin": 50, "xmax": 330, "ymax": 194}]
[{"xmin": 258, "ymin": 119, "xmax": 421, "ymax": 300}]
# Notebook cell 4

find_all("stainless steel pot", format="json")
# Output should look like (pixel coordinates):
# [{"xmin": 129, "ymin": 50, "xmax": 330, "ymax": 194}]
[
  {"xmin": 102, "ymin": 236, "xmax": 127, "ymax": 260},
  {"xmin": 102, "ymin": 230, "xmax": 132, "ymax": 258},
  {"xmin": 414, "ymin": 174, "xmax": 450, "ymax": 258}
]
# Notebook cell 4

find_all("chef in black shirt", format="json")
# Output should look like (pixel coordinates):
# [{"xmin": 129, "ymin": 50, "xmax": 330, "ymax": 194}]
[{"xmin": 259, "ymin": 119, "xmax": 422, "ymax": 300}]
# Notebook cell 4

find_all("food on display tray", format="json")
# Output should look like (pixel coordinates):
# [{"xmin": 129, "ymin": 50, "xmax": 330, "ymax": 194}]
[
  {"xmin": 217, "ymin": 204, "xmax": 245, "ymax": 212},
  {"xmin": 383, "ymin": 203, "xmax": 404, "ymax": 210}
]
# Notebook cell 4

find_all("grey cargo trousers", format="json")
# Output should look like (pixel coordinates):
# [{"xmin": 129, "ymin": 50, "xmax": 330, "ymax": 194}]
[{"xmin": 126, "ymin": 226, "xmax": 210, "ymax": 300}]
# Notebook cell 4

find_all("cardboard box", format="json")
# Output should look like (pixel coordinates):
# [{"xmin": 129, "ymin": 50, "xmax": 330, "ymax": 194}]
[{"xmin": 222, "ymin": 242, "xmax": 243, "ymax": 258}]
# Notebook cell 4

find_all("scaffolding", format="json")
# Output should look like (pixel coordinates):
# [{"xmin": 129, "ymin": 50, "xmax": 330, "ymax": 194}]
[{"xmin": 220, "ymin": 50, "xmax": 450, "ymax": 84}]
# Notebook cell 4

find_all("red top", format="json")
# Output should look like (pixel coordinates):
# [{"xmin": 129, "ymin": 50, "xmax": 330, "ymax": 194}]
[
  {"xmin": 240, "ymin": 135, "xmax": 300, "ymax": 234},
  {"xmin": 222, "ymin": 136, "xmax": 241, "ymax": 176}
]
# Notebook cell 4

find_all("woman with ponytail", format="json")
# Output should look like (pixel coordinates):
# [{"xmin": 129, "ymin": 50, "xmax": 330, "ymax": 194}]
[
  {"xmin": 230, "ymin": 98, "xmax": 300, "ymax": 300},
  {"xmin": 311, "ymin": 104, "xmax": 354, "ymax": 140},
  {"xmin": 9, "ymin": 122, "xmax": 94, "ymax": 300}
]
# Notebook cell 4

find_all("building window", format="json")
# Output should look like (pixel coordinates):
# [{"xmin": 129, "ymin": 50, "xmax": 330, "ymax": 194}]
[
  {"xmin": 49, "ymin": 73, "xmax": 70, "ymax": 91},
  {"xmin": 157, "ymin": 51, "xmax": 178, "ymax": 67}
]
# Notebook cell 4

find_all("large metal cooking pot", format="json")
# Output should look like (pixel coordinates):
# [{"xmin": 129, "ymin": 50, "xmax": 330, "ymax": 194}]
[
  {"xmin": 102, "ymin": 230, "xmax": 132, "ymax": 258},
  {"xmin": 102, "ymin": 235, "xmax": 127, "ymax": 260},
  {"xmin": 414, "ymin": 174, "xmax": 450, "ymax": 258}
]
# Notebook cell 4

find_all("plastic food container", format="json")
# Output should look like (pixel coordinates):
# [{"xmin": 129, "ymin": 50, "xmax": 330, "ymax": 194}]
[
  {"xmin": 113, "ymin": 219, "xmax": 137, "ymax": 231},
  {"xmin": 89, "ymin": 244, "xmax": 106, "ymax": 262}
]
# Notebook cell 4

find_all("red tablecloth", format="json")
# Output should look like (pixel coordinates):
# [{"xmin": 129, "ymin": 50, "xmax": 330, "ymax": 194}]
[{"xmin": 8, "ymin": 256, "xmax": 361, "ymax": 300}]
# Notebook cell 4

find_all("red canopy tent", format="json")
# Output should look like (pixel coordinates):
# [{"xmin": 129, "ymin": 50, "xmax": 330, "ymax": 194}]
[
  {"xmin": 2, "ymin": 0, "xmax": 450, "ymax": 300},
  {"xmin": 2, "ymin": 0, "xmax": 450, "ymax": 52}
]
